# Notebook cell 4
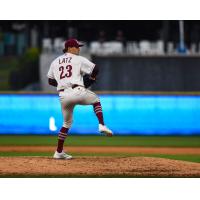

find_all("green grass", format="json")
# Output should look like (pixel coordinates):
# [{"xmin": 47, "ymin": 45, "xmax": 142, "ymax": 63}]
[
  {"xmin": 0, "ymin": 135, "xmax": 200, "ymax": 147},
  {"xmin": 0, "ymin": 152, "xmax": 199, "ymax": 163},
  {"xmin": 0, "ymin": 135, "xmax": 199, "ymax": 165}
]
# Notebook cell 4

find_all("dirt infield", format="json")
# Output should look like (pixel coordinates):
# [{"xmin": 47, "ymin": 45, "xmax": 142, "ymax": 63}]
[
  {"xmin": 0, "ymin": 146, "xmax": 200, "ymax": 177},
  {"xmin": 0, "ymin": 156, "xmax": 200, "ymax": 177},
  {"xmin": 0, "ymin": 146, "xmax": 200, "ymax": 154}
]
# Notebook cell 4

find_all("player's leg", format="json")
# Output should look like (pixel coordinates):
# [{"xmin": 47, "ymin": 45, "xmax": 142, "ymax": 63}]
[
  {"xmin": 78, "ymin": 88, "xmax": 103, "ymax": 123},
  {"xmin": 79, "ymin": 88, "xmax": 113, "ymax": 136},
  {"xmin": 54, "ymin": 103, "xmax": 74, "ymax": 159},
  {"xmin": 93, "ymin": 101, "xmax": 104, "ymax": 125},
  {"xmin": 93, "ymin": 100, "xmax": 113, "ymax": 136}
]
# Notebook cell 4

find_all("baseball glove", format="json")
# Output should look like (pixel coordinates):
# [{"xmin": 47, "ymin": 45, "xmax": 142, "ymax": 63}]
[{"xmin": 83, "ymin": 74, "xmax": 96, "ymax": 88}]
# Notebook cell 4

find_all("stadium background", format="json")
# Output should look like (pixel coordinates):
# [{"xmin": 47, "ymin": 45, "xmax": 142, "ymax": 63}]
[
  {"xmin": 0, "ymin": 21, "xmax": 200, "ymax": 177},
  {"xmin": 1, "ymin": 20, "xmax": 200, "ymax": 135}
]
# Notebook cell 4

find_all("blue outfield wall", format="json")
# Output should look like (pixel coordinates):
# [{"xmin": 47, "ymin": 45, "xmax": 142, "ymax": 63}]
[{"xmin": 0, "ymin": 94, "xmax": 200, "ymax": 135}]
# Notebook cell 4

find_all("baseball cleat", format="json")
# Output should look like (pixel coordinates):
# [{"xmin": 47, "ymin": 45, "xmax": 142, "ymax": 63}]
[
  {"xmin": 53, "ymin": 151, "xmax": 72, "ymax": 160},
  {"xmin": 99, "ymin": 124, "xmax": 113, "ymax": 136}
]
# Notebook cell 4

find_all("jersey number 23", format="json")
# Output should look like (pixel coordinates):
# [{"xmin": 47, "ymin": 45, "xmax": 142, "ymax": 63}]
[{"xmin": 59, "ymin": 65, "xmax": 72, "ymax": 79}]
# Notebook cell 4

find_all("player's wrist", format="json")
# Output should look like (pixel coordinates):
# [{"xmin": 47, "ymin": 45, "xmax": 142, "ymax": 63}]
[{"xmin": 90, "ymin": 76, "xmax": 96, "ymax": 81}]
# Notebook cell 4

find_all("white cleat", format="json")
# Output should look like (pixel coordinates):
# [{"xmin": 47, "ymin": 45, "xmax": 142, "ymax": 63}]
[
  {"xmin": 53, "ymin": 151, "xmax": 72, "ymax": 160},
  {"xmin": 99, "ymin": 124, "xmax": 113, "ymax": 137}
]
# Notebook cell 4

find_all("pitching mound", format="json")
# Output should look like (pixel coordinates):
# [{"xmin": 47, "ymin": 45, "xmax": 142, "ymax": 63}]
[{"xmin": 0, "ymin": 156, "xmax": 200, "ymax": 177}]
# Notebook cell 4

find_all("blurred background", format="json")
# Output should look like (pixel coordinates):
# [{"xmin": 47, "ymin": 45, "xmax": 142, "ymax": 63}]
[{"xmin": 1, "ymin": 20, "xmax": 200, "ymax": 135}]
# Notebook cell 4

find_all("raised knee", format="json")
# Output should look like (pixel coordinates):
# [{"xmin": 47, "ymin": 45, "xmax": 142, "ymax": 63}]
[
  {"xmin": 63, "ymin": 120, "xmax": 73, "ymax": 129},
  {"xmin": 94, "ymin": 97, "xmax": 100, "ymax": 104}
]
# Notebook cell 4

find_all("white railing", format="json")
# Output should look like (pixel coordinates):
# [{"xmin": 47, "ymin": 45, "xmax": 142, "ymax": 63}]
[{"xmin": 42, "ymin": 38, "xmax": 200, "ymax": 56}]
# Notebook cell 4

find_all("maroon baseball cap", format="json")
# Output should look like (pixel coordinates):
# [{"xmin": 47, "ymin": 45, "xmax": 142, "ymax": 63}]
[{"xmin": 64, "ymin": 38, "xmax": 84, "ymax": 49}]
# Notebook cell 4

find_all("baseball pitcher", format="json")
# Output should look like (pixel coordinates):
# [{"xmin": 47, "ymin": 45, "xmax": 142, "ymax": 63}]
[{"xmin": 47, "ymin": 38, "xmax": 113, "ymax": 159}]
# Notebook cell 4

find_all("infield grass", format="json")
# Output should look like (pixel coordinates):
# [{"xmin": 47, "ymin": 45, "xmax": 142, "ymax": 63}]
[
  {"xmin": 0, "ymin": 135, "xmax": 199, "ymax": 164},
  {"xmin": 0, "ymin": 135, "xmax": 200, "ymax": 147}
]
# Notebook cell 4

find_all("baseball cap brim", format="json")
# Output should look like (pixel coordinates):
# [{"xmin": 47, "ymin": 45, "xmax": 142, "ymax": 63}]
[{"xmin": 78, "ymin": 43, "xmax": 84, "ymax": 47}]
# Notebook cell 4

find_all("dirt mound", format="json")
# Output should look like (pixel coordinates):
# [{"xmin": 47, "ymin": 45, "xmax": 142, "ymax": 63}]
[{"xmin": 0, "ymin": 156, "xmax": 200, "ymax": 177}]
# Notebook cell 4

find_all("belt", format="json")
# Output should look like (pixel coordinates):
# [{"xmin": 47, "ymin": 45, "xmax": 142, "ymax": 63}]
[
  {"xmin": 72, "ymin": 84, "xmax": 79, "ymax": 89},
  {"xmin": 59, "ymin": 84, "xmax": 80, "ymax": 92}
]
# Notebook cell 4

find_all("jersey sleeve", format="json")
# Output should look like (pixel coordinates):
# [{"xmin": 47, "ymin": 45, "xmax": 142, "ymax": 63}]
[
  {"xmin": 47, "ymin": 62, "xmax": 55, "ymax": 79},
  {"xmin": 80, "ymin": 57, "xmax": 95, "ymax": 75}
]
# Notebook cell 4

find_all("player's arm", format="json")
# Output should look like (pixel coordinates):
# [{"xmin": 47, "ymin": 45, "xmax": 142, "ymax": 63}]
[
  {"xmin": 83, "ymin": 65, "xmax": 99, "ymax": 88},
  {"xmin": 90, "ymin": 65, "xmax": 99, "ymax": 80},
  {"xmin": 48, "ymin": 78, "xmax": 58, "ymax": 87}
]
